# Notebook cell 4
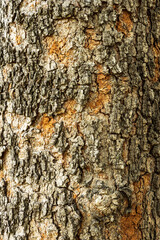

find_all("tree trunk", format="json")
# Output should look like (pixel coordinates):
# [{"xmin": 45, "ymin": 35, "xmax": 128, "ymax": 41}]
[{"xmin": 0, "ymin": 0, "xmax": 159, "ymax": 239}]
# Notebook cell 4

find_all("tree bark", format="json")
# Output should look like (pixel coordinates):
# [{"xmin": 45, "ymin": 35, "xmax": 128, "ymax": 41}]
[{"xmin": 0, "ymin": 0, "xmax": 160, "ymax": 239}]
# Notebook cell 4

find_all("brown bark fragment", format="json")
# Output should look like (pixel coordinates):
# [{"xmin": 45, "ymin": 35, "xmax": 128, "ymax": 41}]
[
  {"xmin": 152, "ymin": 43, "xmax": 160, "ymax": 82},
  {"xmin": 0, "ymin": 171, "xmax": 4, "ymax": 181},
  {"xmin": 120, "ymin": 174, "xmax": 151, "ymax": 240},
  {"xmin": 116, "ymin": 10, "xmax": 133, "ymax": 37},
  {"xmin": 98, "ymin": 172, "xmax": 109, "ymax": 180},
  {"xmin": 45, "ymin": 37, "xmax": 74, "ymax": 66},
  {"xmin": 29, "ymin": 219, "xmax": 58, "ymax": 240},
  {"xmin": 122, "ymin": 140, "xmax": 129, "ymax": 163},
  {"xmin": 9, "ymin": 23, "xmax": 26, "ymax": 47},
  {"xmin": 0, "ymin": 149, "xmax": 14, "ymax": 198},
  {"xmin": 87, "ymin": 66, "xmax": 111, "ymax": 114},
  {"xmin": 85, "ymin": 29, "xmax": 101, "ymax": 50},
  {"xmin": 43, "ymin": 20, "xmax": 77, "ymax": 66},
  {"xmin": 21, "ymin": 0, "xmax": 41, "ymax": 7},
  {"xmin": 2, "ymin": 65, "xmax": 13, "ymax": 82},
  {"xmin": 20, "ymin": 0, "xmax": 47, "ymax": 13}
]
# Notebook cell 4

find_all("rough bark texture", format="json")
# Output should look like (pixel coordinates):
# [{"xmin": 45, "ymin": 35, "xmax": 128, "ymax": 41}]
[{"xmin": 0, "ymin": 0, "xmax": 160, "ymax": 239}]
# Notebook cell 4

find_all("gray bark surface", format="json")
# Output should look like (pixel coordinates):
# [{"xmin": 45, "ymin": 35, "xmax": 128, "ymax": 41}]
[{"xmin": 0, "ymin": 0, "xmax": 160, "ymax": 239}]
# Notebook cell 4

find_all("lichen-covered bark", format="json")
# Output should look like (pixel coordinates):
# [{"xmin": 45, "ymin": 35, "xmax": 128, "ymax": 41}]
[{"xmin": 0, "ymin": 0, "xmax": 159, "ymax": 239}]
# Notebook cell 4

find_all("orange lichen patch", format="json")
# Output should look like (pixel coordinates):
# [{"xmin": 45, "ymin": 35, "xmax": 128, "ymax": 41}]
[
  {"xmin": 87, "ymin": 64, "xmax": 111, "ymax": 114},
  {"xmin": 85, "ymin": 29, "xmax": 101, "ymax": 50},
  {"xmin": 120, "ymin": 174, "xmax": 151, "ymax": 240},
  {"xmin": 0, "ymin": 171, "xmax": 4, "ymax": 181},
  {"xmin": 35, "ymin": 100, "xmax": 77, "ymax": 162},
  {"xmin": 116, "ymin": 10, "xmax": 133, "ymax": 37},
  {"xmin": 37, "ymin": 114, "xmax": 56, "ymax": 137},
  {"xmin": 97, "ymin": 73, "xmax": 111, "ymax": 92},
  {"xmin": 16, "ymin": 35, "xmax": 21, "ymax": 45},
  {"xmin": 44, "ymin": 36, "xmax": 74, "ymax": 67},
  {"xmin": 87, "ymin": 73, "xmax": 111, "ymax": 114},
  {"xmin": 152, "ymin": 43, "xmax": 160, "ymax": 82}
]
